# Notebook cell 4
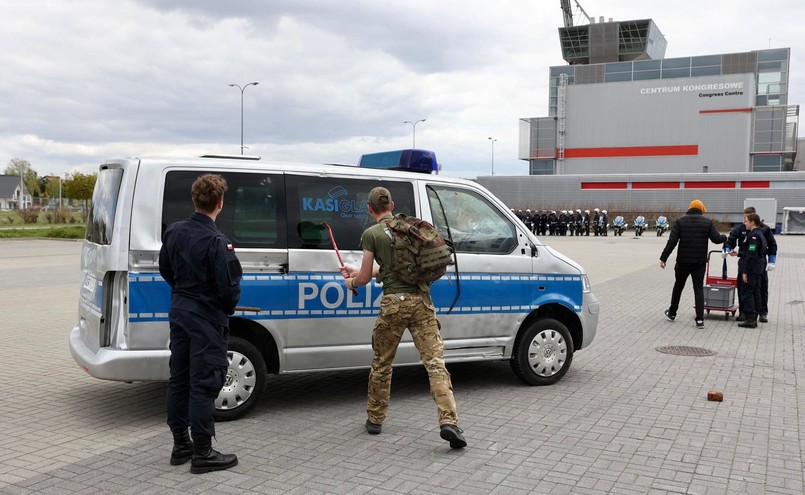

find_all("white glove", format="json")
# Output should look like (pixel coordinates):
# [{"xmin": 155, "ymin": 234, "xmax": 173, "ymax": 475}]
[
  {"xmin": 767, "ymin": 263, "xmax": 775, "ymax": 272},
  {"xmin": 721, "ymin": 251, "xmax": 728, "ymax": 259}
]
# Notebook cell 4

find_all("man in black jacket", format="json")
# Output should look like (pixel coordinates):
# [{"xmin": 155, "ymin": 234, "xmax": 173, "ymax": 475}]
[{"xmin": 659, "ymin": 200, "xmax": 727, "ymax": 329}]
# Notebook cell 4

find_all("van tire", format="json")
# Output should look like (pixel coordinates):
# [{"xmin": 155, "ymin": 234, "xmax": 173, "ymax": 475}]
[
  {"xmin": 510, "ymin": 318, "xmax": 573, "ymax": 386},
  {"xmin": 214, "ymin": 336, "xmax": 267, "ymax": 421}
]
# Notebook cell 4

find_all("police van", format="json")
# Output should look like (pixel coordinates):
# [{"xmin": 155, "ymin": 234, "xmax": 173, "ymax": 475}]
[{"xmin": 70, "ymin": 150, "xmax": 599, "ymax": 420}]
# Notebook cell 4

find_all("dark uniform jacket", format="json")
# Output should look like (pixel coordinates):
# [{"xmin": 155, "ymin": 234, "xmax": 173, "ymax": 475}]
[
  {"xmin": 159, "ymin": 212, "xmax": 242, "ymax": 325},
  {"xmin": 725, "ymin": 223, "xmax": 777, "ymax": 260},
  {"xmin": 737, "ymin": 227, "xmax": 768, "ymax": 275},
  {"xmin": 660, "ymin": 208, "xmax": 727, "ymax": 264}
]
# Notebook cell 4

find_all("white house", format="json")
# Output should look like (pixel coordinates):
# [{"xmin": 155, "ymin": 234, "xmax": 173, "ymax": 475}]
[{"xmin": 0, "ymin": 175, "xmax": 31, "ymax": 210}]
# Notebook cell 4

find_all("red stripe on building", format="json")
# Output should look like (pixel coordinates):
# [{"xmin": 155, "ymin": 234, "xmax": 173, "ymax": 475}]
[
  {"xmin": 740, "ymin": 181, "xmax": 770, "ymax": 188},
  {"xmin": 631, "ymin": 182, "xmax": 681, "ymax": 189},
  {"xmin": 564, "ymin": 145, "xmax": 698, "ymax": 158},
  {"xmin": 581, "ymin": 182, "xmax": 628, "ymax": 190},
  {"xmin": 684, "ymin": 181, "xmax": 735, "ymax": 189},
  {"xmin": 699, "ymin": 108, "xmax": 753, "ymax": 114}
]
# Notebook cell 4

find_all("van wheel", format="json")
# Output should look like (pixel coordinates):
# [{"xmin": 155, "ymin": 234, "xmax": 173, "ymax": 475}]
[
  {"xmin": 214, "ymin": 336, "xmax": 267, "ymax": 421},
  {"xmin": 510, "ymin": 318, "xmax": 573, "ymax": 386}
]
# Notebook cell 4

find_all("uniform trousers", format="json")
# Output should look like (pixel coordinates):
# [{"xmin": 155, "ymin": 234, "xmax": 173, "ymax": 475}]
[
  {"xmin": 167, "ymin": 309, "xmax": 229, "ymax": 442},
  {"xmin": 367, "ymin": 293, "xmax": 458, "ymax": 426},
  {"xmin": 739, "ymin": 273, "xmax": 762, "ymax": 318}
]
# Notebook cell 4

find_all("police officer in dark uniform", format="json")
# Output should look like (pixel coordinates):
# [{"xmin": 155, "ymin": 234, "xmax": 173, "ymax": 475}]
[
  {"xmin": 524, "ymin": 209, "xmax": 533, "ymax": 234},
  {"xmin": 583, "ymin": 209, "xmax": 591, "ymax": 236},
  {"xmin": 725, "ymin": 206, "xmax": 778, "ymax": 322},
  {"xmin": 548, "ymin": 210, "xmax": 558, "ymax": 236},
  {"xmin": 736, "ymin": 213, "xmax": 767, "ymax": 328},
  {"xmin": 539, "ymin": 210, "xmax": 548, "ymax": 235},
  {"xmin": 159, "ymin": 174, "xmax": 243, "ymax": 474}
]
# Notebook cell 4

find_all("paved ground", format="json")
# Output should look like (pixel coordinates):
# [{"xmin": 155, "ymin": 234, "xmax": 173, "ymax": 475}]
[{"xmin": 1, "ymin": 233, "xmax": 803, "ymax": 494}]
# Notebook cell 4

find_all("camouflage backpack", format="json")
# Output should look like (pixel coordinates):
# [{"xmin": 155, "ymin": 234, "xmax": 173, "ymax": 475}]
[{"xmin": 384, "ymin": 213, "xmax": 454, "ymax": 286}]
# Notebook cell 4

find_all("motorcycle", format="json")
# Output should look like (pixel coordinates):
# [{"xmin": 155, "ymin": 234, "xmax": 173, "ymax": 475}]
[
  {"xmin": 656, "ymin": 216, "xmax": 669, "ymax": 236},
  {"xmin": 612, "ymin": 216, "xmax": 628, "ymax": 236},
  {"xmin": 634, "ymin": 216, "xmax": 647, "ymax": 236}
]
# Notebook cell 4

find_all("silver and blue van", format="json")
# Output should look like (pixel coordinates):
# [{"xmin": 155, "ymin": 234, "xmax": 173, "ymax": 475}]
[{"xmin": 70, "ymin": 150, "xmax": 599, "ymax": 420}]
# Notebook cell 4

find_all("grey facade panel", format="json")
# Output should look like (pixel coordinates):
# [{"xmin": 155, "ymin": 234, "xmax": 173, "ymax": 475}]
[
  {"xmin": 561, "ymin": 74, "xmax": 755, "ymax": 174},
  {"xmin": 477, "ymin": 172, "xmax": 805, "ymax": 224}
]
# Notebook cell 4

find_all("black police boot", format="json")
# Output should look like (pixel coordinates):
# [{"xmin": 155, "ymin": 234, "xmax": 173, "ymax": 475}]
[
  {"xmin": 169, "ymin": 429, "xmax": 193, "ymax": 466},
  {"xmin": 190, "ymin": 439, "xmax": 238, "ymax": 474},
  {"xmin": 738, "ymin": 315, "xmax": 757, "ymax": 328},
  {"xmin": 735, "ymin": 313, "xmax": 747, "ymax": 322}
]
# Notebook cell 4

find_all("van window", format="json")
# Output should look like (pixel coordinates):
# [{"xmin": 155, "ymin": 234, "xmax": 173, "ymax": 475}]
[
  {"xmin": 285, "ymin": 176, "xmax": 415, "ymax": 251},
  {"xmin": 427, "ymin": 186, "xmax": 517, "ymax": 254},
  {"xmin": 162, "ymin": 171, "xmax": 287, "ymax": 248},
  {"xmin": 85, "ymin": 168, "xmax": 124, "ymax": 245}
]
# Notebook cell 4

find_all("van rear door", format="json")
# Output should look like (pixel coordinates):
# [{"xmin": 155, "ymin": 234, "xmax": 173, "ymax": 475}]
[{"xmin": 77, "ymin": 162, "xmax": 133, "ymax": 362}]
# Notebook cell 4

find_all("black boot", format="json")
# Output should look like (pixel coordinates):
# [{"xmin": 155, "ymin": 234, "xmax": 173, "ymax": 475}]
[
  {"xmin": 169, "ymin": 429, "xmax": 193, "ymax": 466},
  {"xmin": 190, "ymin": 438, "xmax": 238, "ymax": 474},
  {"xmin": 738, "ymin": 315, "xmax": 757, "ymax": 328}
]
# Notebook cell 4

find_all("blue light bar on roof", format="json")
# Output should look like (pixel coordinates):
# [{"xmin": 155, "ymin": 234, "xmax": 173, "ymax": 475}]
[{"xmin": 358, "ymin": 149, "xmax": 438, "ymax": 174}]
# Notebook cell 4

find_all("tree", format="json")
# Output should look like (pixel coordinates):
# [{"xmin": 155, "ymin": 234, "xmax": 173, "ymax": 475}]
[
  {"xmin": 65, "ymin": 172, "xmax": 96, "ymax": 201},
  {"xmin": 5, "ymin": 158, "xmax": 41, "ymax": 200}
]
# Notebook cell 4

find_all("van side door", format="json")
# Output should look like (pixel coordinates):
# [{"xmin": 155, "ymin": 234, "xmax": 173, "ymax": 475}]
[{"xmin": 282, "ymin": 175, "xmax": 417, "ymax": 371}]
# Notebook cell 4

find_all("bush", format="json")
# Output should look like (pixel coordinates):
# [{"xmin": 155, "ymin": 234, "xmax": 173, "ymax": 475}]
[
  {"xmin": 17, "ymin": 207, "xmax": 41, "ymax": 224},
  {"xmin": 45, "ymin": 226, "xmax": 85, "ymax": 239}
]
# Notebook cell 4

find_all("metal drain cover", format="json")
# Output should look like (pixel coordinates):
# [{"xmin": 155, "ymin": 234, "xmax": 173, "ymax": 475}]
[{"xmin": 656, "ymin": 346, "xmax": 717, "ymax": 357}]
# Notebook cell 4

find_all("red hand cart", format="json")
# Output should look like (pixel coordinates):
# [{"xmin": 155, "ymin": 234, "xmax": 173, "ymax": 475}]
[{"xmin": 703, "ymin": 250, "xmax": 738, "ymax": 319}]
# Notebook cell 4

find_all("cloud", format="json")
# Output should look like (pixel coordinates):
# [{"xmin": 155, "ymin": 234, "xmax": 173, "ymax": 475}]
[{"xmin": 0, "ymin": 0, "xmax": 802, "ymax": 179}]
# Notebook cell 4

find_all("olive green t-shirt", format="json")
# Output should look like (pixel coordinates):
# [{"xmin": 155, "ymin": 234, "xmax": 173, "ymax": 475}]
[{"xmin": 359, "ymin": 215, "xmax": 421, "ymax": 294}]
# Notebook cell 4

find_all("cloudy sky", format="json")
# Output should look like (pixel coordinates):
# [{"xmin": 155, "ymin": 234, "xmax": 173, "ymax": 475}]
[{"xmin": 1, "ymin": 0, "xmax": 802, "ymax": 180}]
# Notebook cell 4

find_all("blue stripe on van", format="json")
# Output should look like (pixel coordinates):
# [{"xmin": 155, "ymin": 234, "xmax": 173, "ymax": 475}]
[{"xmin": 127, "ymin": 272, "xmax": 583, "ymax": 322}]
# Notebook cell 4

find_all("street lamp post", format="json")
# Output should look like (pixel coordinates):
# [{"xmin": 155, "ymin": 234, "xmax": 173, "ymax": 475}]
[
  {"xmin": 228, "ymin": 81, "xmax": 259, "ymax": 154},
  {"xmin": 488, "ymin": 137, "xmax": 498, "ymax": 176},
  {"xmin": 403, "ymin": 119, "xmax": 426, "ymax": 148}
]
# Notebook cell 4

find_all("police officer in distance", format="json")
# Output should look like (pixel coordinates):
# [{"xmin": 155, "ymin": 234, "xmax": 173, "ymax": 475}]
[
  {"xmin": 725, "ymin": 206, "xmax": 777, "ymax": 323},
  {"xmin": 339, "ymin": 187, "xmax": 467, "ymax": 449},
  {"xmin": 159, "ymin": 174, "xmax": 242, "ymax": 474},
  {"xmin": 736, "ymin": 213, "xmax": 768, "ymax": 328}
]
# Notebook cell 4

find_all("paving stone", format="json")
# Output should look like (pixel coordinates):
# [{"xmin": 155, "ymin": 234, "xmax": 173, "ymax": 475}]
[{"xmin": 1, "ymin": 236, "xmax": 803, "ymax": 494}]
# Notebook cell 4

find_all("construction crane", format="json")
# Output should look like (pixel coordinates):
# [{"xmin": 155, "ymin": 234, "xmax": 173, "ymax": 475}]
[{"xmin": 560, "ymin": 0, "xmax": 592, "ymax": 27}]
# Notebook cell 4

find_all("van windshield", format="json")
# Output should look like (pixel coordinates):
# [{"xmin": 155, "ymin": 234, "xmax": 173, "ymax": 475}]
[{"xmin": 85, "ymin": 168, "xmax": 123, "ymax": 245}]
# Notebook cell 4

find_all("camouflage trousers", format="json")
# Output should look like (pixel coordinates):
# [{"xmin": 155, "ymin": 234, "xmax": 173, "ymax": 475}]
[{"xmin": 367, "ymin": 293, "xmax": 458, "ymax": 426}]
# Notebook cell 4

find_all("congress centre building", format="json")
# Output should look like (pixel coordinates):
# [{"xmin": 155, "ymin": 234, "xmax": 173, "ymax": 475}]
[{"xmin": 478, "ymin": 18, "xmax": 803, "ymax": 227}]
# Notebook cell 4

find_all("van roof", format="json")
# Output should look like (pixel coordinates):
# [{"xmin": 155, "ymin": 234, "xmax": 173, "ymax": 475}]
[{"xmin": 101, "ymin": 156, "xmax": 479, "ymax": 189}]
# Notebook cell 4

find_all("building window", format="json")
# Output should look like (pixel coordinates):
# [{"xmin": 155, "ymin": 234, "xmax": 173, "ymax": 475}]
[
  {"xmin": 752, "ymin": 154, "xmax": 782, "ymax": 172},
  {"xmin": 530, "ymin": 160, "xmax": 554, "ymax": 175},
  {"xmin": 691, "ymin": 55, "xmax": 721, "ymax": 67},
  {"xmin": 691, "ymin": 66, "xmax": 721, "ymax": 77},
  {"xmin": 633, "ymin": 70, "xmax": 661, "ymax": 81},
  {"xmin": 757, "ymin": 48, "xmax": 789, "ymax": 62}
]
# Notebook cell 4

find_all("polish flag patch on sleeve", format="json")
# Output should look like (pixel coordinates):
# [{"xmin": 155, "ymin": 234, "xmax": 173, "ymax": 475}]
[{"xmin": 226, "ymin": 243, "xmax": 234, "ymax": 251}]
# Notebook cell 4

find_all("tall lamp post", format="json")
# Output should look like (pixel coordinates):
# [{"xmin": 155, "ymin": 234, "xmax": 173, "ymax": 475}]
[
  {"xmin": 403, "ymin": 119, "xmax": 426, "ymax": 148},
  {"xmin": 488, "ymin": 137, "xmax": 498, "ymax": 176},
  {"xmin": 228, "ymin": 81, "xmax": 259, "ymax": 154}
]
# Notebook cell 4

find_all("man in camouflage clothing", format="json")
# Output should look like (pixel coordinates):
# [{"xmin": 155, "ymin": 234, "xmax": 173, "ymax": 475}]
[{"xmin": 340, "ymin": 186, "xmax": 466, "ymax": 449}]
